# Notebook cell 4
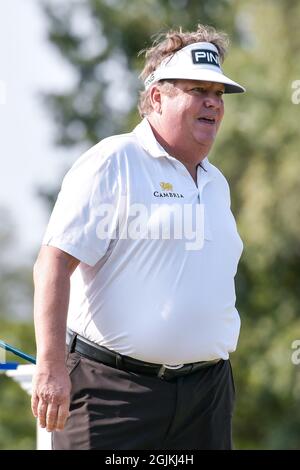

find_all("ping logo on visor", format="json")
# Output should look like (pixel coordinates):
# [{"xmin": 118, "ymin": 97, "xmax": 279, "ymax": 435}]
[
  {"xmin": 191, "ymin": 49, "xmax": 220, "ymax": 67},
  {"xmin": 145, "ymin": 73, "xmax": 155, "ymax": 88}
]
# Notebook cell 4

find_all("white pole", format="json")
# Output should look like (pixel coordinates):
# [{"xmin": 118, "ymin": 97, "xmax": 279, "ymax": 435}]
[{"xmin": 5, "ymin": 364, "xmax": 52, "ymax": 450}]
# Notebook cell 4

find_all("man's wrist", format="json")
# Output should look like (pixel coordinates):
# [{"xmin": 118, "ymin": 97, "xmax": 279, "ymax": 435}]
[{"xmin": 36, "ymin": 352, "xmax": 66, "ymax": 366}]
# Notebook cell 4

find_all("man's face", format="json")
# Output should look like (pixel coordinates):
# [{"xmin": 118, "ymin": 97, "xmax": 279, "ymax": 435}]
[{"xmin": 159, "ymin": 80, "xmax": 225, "ymax": 155}]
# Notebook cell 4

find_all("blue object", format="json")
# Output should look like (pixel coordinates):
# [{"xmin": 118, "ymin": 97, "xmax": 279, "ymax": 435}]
[
  {"xmin": 0, "ymin": 340, "xmax": 36, "ymax": 364},
  {"xmin": 0, "ymin": 362, "xmax": 19, "ymax": 370}
]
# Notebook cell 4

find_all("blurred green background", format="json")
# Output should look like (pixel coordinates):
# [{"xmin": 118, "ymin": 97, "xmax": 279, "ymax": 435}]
[{"xmin": 1, "ymin": 0, "xmax": 300, "ymax": 449}]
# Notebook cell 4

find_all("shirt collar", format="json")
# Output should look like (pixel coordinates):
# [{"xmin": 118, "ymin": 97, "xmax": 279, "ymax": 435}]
[
  {"xmin": 134, "ymin": 118, "xmax": 215, "ymax": 179},
  {"xmin": 134, "ymin": 118, "xmax": 169, "ymax": 158},
  {"xmin": 198, "ymin": 156, "xmax": 210, "ymax": 172}
]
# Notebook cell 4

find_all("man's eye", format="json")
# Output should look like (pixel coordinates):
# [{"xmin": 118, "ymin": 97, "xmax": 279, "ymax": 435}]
[
  {"xmin": 216, "ymin": 91, "xmax": 224, "ymax": 97},
  {"xmin": 191, "ymin": 88, "xmax": 205, "ymax": 93}
]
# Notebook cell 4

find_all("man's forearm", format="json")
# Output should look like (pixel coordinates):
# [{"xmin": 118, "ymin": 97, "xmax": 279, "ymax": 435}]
[
  {"xmin": 33, "ymin": 254, "xmax": 71, "ymax": 365},
  {"xmin": 32, "ymin": 246, "xmax": 80, "ymax": 431}
]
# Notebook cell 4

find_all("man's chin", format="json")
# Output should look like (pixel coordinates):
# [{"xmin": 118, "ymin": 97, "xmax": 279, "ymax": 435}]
[{"xmin": 194, "ymin": 133, "xmax": 216, "ymax": 149}]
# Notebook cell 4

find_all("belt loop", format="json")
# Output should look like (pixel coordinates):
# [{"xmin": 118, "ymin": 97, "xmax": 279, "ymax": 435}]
[
  {"xmin": 68, "ymin": 332, "xmax": 77, "ymax": 353},
  {"xmin": 158, "ymin": 365, "xmax": 166, "ymax": 379},
  {"xmin": 115, "ymin": 353, "xmax": 123, "ymax": 369}
]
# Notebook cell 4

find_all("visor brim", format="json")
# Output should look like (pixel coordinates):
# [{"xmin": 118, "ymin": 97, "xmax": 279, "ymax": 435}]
[{"xmin": 155, "ymin": 69, "xmax": 245, "ymax": 94}]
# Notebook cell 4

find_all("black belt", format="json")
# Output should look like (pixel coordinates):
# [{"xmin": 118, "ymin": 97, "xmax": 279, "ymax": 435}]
[{"xmin": 67, "ymin": 330, "xmax": 222, "ymax": 380}]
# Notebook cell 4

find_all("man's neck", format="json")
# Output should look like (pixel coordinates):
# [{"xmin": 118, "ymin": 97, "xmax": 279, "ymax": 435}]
[{"xmin": 147, "ymin": 117, "xmax": 207, "ymax": 184}]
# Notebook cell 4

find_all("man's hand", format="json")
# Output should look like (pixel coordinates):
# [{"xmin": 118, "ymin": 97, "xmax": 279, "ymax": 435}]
[{"xmin": 31, "ymin": 363, "xmax": 71, "ymax": 432}]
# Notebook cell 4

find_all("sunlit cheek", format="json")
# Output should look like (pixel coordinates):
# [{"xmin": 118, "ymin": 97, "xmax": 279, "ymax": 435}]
[{"xmin": 220, "ymin": 101, "xmax": 225, "ymax": 115}]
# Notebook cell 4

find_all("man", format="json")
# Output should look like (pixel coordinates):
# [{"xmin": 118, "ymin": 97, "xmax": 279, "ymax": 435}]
[{"xmin": 32, "ymin": 24, "xmax": 245, "ymax": 450}]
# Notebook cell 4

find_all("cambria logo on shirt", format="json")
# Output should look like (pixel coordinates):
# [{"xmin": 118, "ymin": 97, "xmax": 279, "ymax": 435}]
[
  {"xmin": 160, "ymin": 182, "xmax": 173, "ymax": 191},
  {"xmin": 153, "ymin": 182, "xmax": 184, "ymax": 198}
]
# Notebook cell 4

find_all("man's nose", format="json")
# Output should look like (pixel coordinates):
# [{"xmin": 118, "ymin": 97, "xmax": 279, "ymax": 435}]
[{"xmin": 203, "ymin": 93, "xmax": 222, "ymax": 109}]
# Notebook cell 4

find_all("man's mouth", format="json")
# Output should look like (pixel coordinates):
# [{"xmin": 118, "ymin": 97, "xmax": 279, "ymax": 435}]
[{"xmin": 197, "ymin": 117, "xmax": 216, "ymax": 124}]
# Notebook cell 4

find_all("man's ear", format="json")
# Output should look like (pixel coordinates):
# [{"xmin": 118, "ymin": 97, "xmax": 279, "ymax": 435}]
[{"xmin": 149, "ymin": 85, "xmax": 162, "ymax": 114}]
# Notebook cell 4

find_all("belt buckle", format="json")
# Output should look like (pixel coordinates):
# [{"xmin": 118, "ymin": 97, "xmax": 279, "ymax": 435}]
[{"xmin": 158, "ymin": 363, "xmax": 184, "ymax": 379}]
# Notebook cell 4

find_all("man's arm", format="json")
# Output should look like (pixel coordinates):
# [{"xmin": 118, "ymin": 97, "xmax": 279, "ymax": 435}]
[{"xmin": 31, "ymin": 246, "xmax": 80, "ymax": 432}]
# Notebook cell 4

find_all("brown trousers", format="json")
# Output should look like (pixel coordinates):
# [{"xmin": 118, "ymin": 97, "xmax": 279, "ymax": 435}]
[{"xmin": 52, "ymin": 352, "xmax": 235, "ymax": 450}]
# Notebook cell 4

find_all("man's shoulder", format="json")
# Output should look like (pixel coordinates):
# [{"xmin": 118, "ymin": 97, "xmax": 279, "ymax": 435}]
[
  {"xmin": 207, "ymin": 161, "xmax": 230, "ymax": 193},
  {"xmin": 92, "ymin": 129, "xmax": 140, "ymax": 158},
  {"xmin": 72, "ymin": 129, "xmax": 140, "ymax": 172},
  {"xmin": 98, "ymin": 130, "xmax": 139, "ymax": 152},
  {"xmin": 208, "ymin": 161, "xmax": 229, "ymax": 182}
]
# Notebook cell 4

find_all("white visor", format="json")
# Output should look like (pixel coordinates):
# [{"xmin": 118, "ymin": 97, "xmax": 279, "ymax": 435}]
[{"xmin": 144, "ymin": 42, "xmax": 245, "ymax": 94}]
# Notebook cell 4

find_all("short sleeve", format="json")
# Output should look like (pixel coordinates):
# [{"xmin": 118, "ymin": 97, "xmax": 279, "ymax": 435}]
[{"xmin": 42, "ymin": 147, "xmax": 121, "ymax": 266}]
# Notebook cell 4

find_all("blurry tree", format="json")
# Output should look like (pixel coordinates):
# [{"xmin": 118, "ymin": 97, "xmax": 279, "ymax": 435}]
[
  {"xmin": 0, "ymin": 319, "xmax": 35, "ymax": 450},
  {"xmin": 0, "ymin": 209, "xmax": 35, "ymax": 449},
  {"xmin": 39, "ymin": 0, "xmax": 300, "ymax": 449},
  {"xmin": 0, "ymin": 207, "xmax": 33, "ymax": 320},
  {"xmin": 216, "ymin": 0, "xmax": 300, "ymax": 449}
]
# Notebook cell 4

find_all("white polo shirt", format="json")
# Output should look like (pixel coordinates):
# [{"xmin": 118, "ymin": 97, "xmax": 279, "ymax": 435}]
[{"xmin": 43, "ymin": 118, "xmax": 243, "ymax": 364}]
